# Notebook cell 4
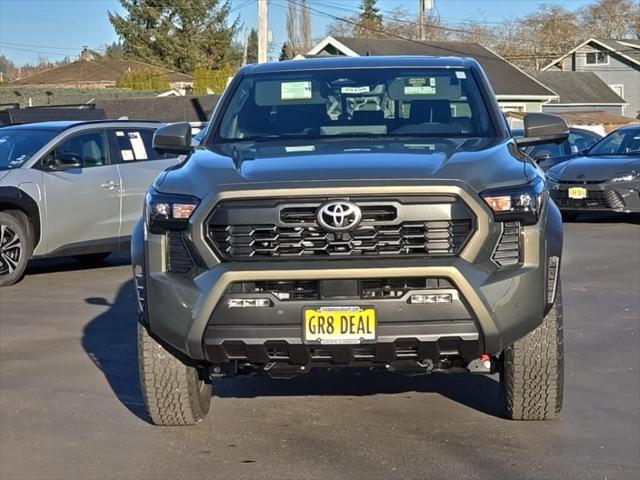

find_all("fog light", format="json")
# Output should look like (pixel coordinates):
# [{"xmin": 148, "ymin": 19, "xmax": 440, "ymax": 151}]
[
  {"xmin": 228, "ymin": 298, "xmax": 272, "ymax": 308},
  {"xmin": 409, "ymin": 293, "xmax": 453, "ymax": 304}
]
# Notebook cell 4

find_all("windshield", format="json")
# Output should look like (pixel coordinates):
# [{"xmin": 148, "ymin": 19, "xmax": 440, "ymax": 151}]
[
  {"xmin": 0, "ymin": 128, "xmax": 59, "ymax": 169},
  {"xmin": 212, "ymin": 67, "xmax": 496, "ymax": 144},
  {"xmin": 588, "ymin": 128, "xmax": 640, "ymax": 156}
]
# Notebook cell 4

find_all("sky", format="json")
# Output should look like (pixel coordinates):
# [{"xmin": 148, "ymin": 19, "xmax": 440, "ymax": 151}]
[{"xmin": 0, "ymin": 0, "xmax": 596, "ymax": 65}]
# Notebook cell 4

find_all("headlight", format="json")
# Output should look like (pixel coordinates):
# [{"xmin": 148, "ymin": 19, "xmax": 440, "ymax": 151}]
[
  {"xmin": 145, "ymin": 188, "xmax": 200, "ymax": 234},
  {"xmin": 609, "ymin": 172, "xmax": 639, "ymax": 183},
  {"xmin": 481, "ymin": 176, "xmax": 545, "ymax": 226}
]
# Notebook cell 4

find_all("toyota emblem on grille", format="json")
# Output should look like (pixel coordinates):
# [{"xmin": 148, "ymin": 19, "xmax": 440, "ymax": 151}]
[{"xmin": 316, "ymin": 201, "xmax": 362, "ymax": 232}]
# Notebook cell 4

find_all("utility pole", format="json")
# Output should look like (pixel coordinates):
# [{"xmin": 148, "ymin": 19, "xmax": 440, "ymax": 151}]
[
  {"xmin": 258, "ymin": 0, "xmax": 268, "ymax": 63},
  {"xmin": 419, "ymin": 0, "xmax": 425, "ymax": 41},
  {"xmin": 419, "ymin": 0, "xmax": 434, "ymax": 41}
]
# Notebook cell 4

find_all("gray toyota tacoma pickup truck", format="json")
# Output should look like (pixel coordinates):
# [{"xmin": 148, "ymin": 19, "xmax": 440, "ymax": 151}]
[{"xmin": 131, "ymin": 56, "xmax": 567, "ymax": 425}]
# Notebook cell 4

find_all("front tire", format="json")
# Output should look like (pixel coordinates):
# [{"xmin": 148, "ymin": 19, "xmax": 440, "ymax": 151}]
[
  {"xmin": 138, "ymin": 323, "xmax": 212, "ymax": 426},
  {"xmin": 500, "ymin": 285, "xmax": 564, "ymax": 420},
  {"xmin": 0, "ymin": 212, "xmax": 32, "ymax": 287}
]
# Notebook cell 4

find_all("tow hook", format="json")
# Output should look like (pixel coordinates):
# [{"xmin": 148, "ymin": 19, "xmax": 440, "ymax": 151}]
[{"xmin": 467, "ymin": 354, "xmax": 498, "ymax": 374}]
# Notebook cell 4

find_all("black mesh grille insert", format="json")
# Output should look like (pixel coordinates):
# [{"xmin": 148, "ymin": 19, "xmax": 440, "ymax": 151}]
[
  {"xmin": 226, "ymin": 277, "xmax": 455, "ymax": 301},
  {"xmin": 166, "ymin": 231, "xmax": 195, "ymax": 273},
  {"xmin": 207, "ymin": 196, "xmax": 474, "ymax": 260},
  {"xmin": 492, "ymin": 221, "xmax": 520, "ymax": 267}
]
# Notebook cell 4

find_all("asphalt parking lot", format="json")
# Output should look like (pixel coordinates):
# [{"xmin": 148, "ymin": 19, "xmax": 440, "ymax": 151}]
[{"xmin": 1, "ymin": 215, "xmax": 639, "ymax": 480}]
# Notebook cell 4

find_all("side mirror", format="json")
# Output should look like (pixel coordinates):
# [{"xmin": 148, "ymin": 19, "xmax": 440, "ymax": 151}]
[
  {"xmin": 153, "ymin": 122, "xmax": 193, "ymax": 155},
  {"xmin": 534, "ymin": 151, "xmax": 551, "ymax": 162},
  {"xmin": 514, "ymin": 113, "xmax": 569, "ymax": 148},
  {"xmin": 46, "ymin": 151, "xmax": 81, "ymax": 171}
]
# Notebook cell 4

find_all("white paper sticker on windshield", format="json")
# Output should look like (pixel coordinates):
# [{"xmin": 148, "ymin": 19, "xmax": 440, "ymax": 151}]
[
  {"xmin": 455, "ymin": 71, "xmax": 467, "ymax": 79},
  {"xmin": 281, "ymin": 81, "xmax": 312, "ymax": 100},
  {"xmin": 341, "ymin": 86, "xmax": 370, "ymax": 94},
  {"xmin": 116, "ymin": 131, "xmax": 125, "ymax": 137},
  {"xmin": 285, "ymin": 145, "xmax": 315, "ymax": 152},
  {"xmin": 121, "ymin": 149, "xmax": 134, "ymax": 161},
  {"xmin": 128, "ymin": 131, "xmax": 148, "ymax": 160},
  {"xmin": 404, "ymin": 77, "xmax": 436, "ymax": 95}
]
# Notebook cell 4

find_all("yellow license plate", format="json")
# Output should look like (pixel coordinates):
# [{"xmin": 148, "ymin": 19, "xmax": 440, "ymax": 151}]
[
  {"xmin": 303, "ymin": 307, "xmax": 376, "ymax": 344},
  {"xmin": 568, "ymin": 187, "xmax": 587, "ymax": 199}
]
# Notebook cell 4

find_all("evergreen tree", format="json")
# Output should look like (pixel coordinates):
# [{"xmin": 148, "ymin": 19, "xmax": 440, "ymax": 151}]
[
  {"xmin": 279, "ymin": 41, "xmax": 293, "ymax": 61},
  {"xmin": 355, "ymin": 0, "xmax": 383, "ymax": 37},
  {"xmin": 109, "ymin": 0, "xmax": 241, "ymax": 73},
  {"xmin": 246, "ymin": 29, "xmax": 258, "ymax": 64}
]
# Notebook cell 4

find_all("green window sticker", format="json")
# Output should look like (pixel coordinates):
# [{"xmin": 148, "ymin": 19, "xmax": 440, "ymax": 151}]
[
  {"xmin": 281, "ymin": 81, "xmax": 312, "ymax": 100},
  {"xmin": 404, "ymin": 77, "xmax": 436, "ymax": 95}
]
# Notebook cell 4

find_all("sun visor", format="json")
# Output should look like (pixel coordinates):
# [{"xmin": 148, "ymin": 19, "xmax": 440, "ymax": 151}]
[
  {"xmin": 255, "ymin": 80, "xmax": 325, "ymax": 106},
  {"xmin": 388, "ymin": 75, "xmax": 462, "ymax": 101}
]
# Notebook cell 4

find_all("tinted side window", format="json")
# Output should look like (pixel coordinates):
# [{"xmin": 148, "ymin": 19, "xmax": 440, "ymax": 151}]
[
  {"xmin": 528, "ymin": 142, "xmax": 564, "ymax": 160},
  {"xmin": 568, "ymin": 131, "xmax": 599, "ymax": 153},
  {"xmin": 42, "ymin": 130, "xmax": 110, "ymax": 169},
  {"xmin": 113, "ymin": 129, "xmax": 172, "ymax": 162}
]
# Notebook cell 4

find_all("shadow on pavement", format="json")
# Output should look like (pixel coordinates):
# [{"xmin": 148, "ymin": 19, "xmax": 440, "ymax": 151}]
[
  {"xmin": 27, "ymin": 252, "xmax": 131, "ymax": 276},
  {"xmin": 81, "ymin": 280, "xmax": 504, "ymax": 422},
  {"xmin": 81, "ymin": 279, "xmax": 147, "ymax": 421},
  {"xmin": 215, "ymin": 369, "xmax": 503, "ymax": 418}
]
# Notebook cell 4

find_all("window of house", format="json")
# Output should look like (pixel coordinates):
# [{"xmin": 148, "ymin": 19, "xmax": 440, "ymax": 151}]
[{"xmin": 585, "ymin": 51, "xmax": 609, "ymax": 65}]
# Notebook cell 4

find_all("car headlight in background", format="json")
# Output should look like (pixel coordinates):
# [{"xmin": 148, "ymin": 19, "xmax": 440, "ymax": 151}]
[
  {"xmin": 481, "ymin": 176, "xmax": 545, "ymax": 226},
  {"xmin": 145, "ymin": 188, "xmax": 200, "ymax": 234},
  {"xmin": 609, "ymin": 171, "xmax": 639, "ymax": 183}
]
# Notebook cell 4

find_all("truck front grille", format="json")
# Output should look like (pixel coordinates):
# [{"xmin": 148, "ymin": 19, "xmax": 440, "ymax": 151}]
[{"xmin": 207, "ymin": 196, "xmax": 474, "ymax": 261}]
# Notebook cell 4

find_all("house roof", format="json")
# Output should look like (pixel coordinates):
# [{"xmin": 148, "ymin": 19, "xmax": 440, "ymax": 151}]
[
  {"xmin": 541, "ymin": 38, "xmax": 640, "ymax": 71},
  {"xmin": 306, "ymin": 35, "xmax": 556, "ymax": 99},
  {"xmin": 12, "ymin": 58, "xmax": 192, "ymax": 86},
  {"xmin": 530, "ymin": 71, "xmax": 626, "ymax": 105},
  {"xmin": 95, "ymin": 94, "xmax": 218, "ymax": 123},
  {"xmin": 506, "ymin": 109, "xmax": 638, "ymax": 127}
]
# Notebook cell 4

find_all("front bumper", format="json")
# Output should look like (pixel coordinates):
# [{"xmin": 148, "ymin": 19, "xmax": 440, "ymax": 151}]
[
  {"xmin": 548, "ymin": 180, "xmax": 640, "ymax": 213},
  {"xmin": 139, "ymin": 183, "xmax": 558, "ymax": 362}
]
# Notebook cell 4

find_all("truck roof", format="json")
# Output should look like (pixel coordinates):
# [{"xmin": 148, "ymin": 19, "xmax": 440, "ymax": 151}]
[{"xmin": 242, "ymin": 55, "xmax": 478, "ymax": 74}]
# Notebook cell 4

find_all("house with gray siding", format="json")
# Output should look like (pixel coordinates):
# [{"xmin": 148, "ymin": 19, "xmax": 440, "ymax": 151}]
[
  {"xmin": 542, "ymin": 38, "xmax": 640, "ymax": 119},
  {"xmin": 530, "ymin": 71, "xmax": 627, "ymax": 115},
  {"xmin": 302, "ymin": 36, "xmax": 557, "ymax": 113}
]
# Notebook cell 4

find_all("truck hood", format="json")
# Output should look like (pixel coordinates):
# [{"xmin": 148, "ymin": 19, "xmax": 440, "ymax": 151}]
[
  {"xmin": 548, "ymin": 155, "xmax": 640, "ymax": 181},
  {"xmin": 155, "ymin": 137, "xmax": 531, "ymax": 197}
]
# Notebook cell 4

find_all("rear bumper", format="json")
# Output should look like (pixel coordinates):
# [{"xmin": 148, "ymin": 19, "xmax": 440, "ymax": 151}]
[{"xmin": 549, "ymin": 180, "xmax": 640, "ymax": 213}]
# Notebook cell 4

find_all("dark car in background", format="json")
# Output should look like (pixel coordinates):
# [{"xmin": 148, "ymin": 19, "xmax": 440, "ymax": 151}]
[
  {"xmin": 512, "ymin": 127, "xmax": 601, "ymax": 171},
  {"xmin": 547, "ymin": 125, "xmax": 640, "ymax": 218}
]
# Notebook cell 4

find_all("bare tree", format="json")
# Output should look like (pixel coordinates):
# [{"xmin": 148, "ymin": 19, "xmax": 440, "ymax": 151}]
[
  {"xmin": 579, "ymin": 0, "xmax": 640, "ymax": 39},
  {"xmin": 299, "ymin": 0, "xmax": 312, "ymax": 53},
  {"xmin": 286, "ymin": 0, "xmax": 299, "ymax": 57},
  {"xmin": 498, "ymin": 4, "xmax": 580, "ymax": 70}
]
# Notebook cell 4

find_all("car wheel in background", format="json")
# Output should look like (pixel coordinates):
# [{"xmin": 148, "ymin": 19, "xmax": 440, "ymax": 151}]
[
  {"xmin": 0, "ymin": 211, "xmax": 32, "ymax": 287},
  {"xmin": 72, "ymin": 252, "xmax": 111, "ymax": 265},
  {"xmin": 500, "ymin": 284, "xmax": 564, "ymax": 420},
  {"xmin": 138, "ymin": 322, "xmax": 212, "ymax": 426}
]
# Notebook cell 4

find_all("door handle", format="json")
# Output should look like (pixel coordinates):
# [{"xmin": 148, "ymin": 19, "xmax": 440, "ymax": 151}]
[{"xmin": 100, "ymin": 180, "xmax": 120, "ymax": 189}]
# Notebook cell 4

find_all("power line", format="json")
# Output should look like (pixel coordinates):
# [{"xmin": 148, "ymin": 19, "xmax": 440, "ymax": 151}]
[{"xmin": 275, "ymin": 0, "xmax": 640, "ymax": 62}]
